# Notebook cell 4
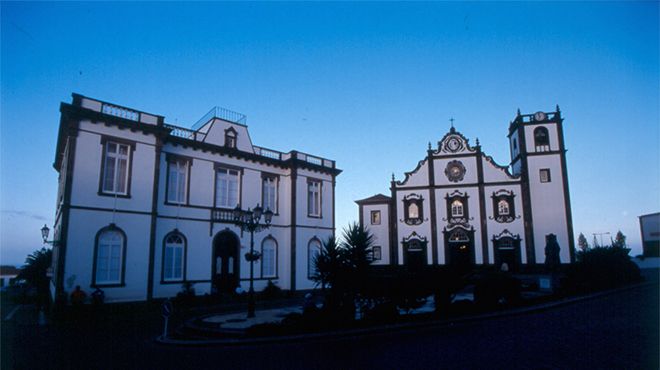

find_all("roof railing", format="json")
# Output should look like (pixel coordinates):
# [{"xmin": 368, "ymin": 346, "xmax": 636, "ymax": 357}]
[{"xmin": 191, "ymin": 106, "xmax": 247, "ymax": 131}]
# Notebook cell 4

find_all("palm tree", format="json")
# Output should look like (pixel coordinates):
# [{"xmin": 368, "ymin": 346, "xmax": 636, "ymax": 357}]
[
  {"xmin": 312, "ymin": 235, "xmax": 343, "ymax": 291},
  {"xmin": 341, "ymin": 222, "xmax": 374, "ymax": 273},
  {"xmin": 17, "ymin": 247, "xmax": 52, "ymax": 308}
]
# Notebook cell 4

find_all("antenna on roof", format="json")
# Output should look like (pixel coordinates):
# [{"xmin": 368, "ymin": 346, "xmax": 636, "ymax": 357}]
[{"xmin": 449, "ymin": 117, "xmax": 455, "ymax": 129}]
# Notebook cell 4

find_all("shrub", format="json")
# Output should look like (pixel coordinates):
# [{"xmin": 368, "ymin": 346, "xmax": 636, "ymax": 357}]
[
  {"xmin": 567, "ymin": 246, "xmax": 641, "ymax": 292},
  {"xmin": 259, "ymin": 280, "xmax": 282, "ymax": 300}
]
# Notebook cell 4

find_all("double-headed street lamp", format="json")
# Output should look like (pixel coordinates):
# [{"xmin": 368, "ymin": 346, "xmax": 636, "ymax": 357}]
[{"xmin": 231, "ymin": 204, "xmax": 273, "ymax": 318}]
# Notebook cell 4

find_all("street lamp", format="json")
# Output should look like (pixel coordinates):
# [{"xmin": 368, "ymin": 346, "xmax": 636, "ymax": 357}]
[
  {"xmin": 231, "ymin": 204, "xmax": 273, "ymax": 318},
  {"xmin": 41, "ymin": 224, "xmax": 59, "ymax": 246},
  {"xmin": 592, "ymin": 232, "xmax": 611, "ymax": 247}
]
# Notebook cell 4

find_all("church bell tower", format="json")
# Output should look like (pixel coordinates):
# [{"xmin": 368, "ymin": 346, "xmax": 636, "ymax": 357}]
[{"xmin": 508, "ymin": 106, "xmax": 575, "ymax": 264}]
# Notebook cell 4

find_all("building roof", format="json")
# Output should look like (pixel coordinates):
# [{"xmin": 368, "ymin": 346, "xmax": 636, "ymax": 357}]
[
  {"xmin": 639, "ymin": 212, "xmax": 660, "ymax": 219},
  {"xmin": 355, "ymin": 193, "xmax": 391, "ymax": 205},
  {"xmin": 0, "ymin": 265, "xmax": 19, "ymax": 276}
]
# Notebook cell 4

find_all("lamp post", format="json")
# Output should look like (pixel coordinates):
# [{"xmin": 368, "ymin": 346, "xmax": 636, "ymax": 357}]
[
  {"xmin": 231, "ymin": 204, "xmax": 273, "ymax": 318},
  {"xmin": 592, "ymin": 232, "xmax": 610, "ymax": 247}
]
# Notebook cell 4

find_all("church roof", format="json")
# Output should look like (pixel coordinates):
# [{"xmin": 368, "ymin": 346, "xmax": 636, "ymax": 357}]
[{"xmin": 355, "ymin": 193, "xmax": 391, "ymax": 205}]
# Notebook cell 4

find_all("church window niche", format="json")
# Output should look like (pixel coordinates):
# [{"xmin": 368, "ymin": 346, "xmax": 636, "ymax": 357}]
[
  {"xmin": 402, "ymin": 193, "xmax": 424, "ymax": 225},
  {"xmin": 534, "ymin": 126, "xmax": 550, "ymax": 152},
  {"xmin": 490, "ymin": 189, "xmax": 518, "ymax": 223},
  {"xmin": 444, "ymin": 190, "xmax": 470, "ymax": 226},
  {"xmin": 492, "ymin": 230, "xmax": 522, "ymax": 271},
  {"xmin": 225, "ymin": 128, "xmax": 237, "ymax": 149}
]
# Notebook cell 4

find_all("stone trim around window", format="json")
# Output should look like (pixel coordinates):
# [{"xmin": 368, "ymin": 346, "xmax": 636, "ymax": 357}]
[
  {"xmin": 91, "ymin": 223, "xmax": 127, "ymax": 288},
  {"xmin": 160, "ymin": 230, "xmax": 188, "ymax": 284},
  {"xmin": 370, "ymin": 210, "xmax": 381, "ymax": 225},
  {"xmin": 402, "ymin": 193, "xmax": 424, "ymax": 225},
  {"xmin": 164, "ymin": 154, "xmax": 193, "ymax": 206},
  {"xmin": 490, "ymin": 189, "xmax": 518, "ymax": 223},
  {"xmin": 97, "ymin": 136, "xmax": 136, "ymax": 198},
  {"xmin": 261, "ymin": 172, "xmax": 280, "ymax": 215},
  {"xmin": 307, "ymin": 179, "xmax": 323, "ymax": 218},
  {"xmin": 260, "ymin": 235, "xmax": 279, "ymax": 279},
  {"xmin": 213, "ymin": 163, "xmax": 244, "ymax": 209}
]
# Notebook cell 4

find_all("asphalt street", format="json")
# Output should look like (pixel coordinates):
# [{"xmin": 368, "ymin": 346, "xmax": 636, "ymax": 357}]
[{"xmin": 2, "ymin": 275, "xmax": 658, "ymax": 370}]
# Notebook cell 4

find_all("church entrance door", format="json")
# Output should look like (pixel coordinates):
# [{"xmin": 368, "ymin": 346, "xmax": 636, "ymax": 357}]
[
  {"xmin": 448, "ymin": 228, "xmax": 474, "ymax": 272},
  {"xmin": 212, "ymin": 230, "xmax": 240, "ymax": 294},
  {"xmin": 404, "ymin": 239, "xmax": 427, "ymax": 271}
]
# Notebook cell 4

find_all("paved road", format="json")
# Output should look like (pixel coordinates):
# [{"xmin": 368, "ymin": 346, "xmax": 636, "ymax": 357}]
[{"xmin": 2, "ymin": 280, "xmax": 658, "ymax": 370}]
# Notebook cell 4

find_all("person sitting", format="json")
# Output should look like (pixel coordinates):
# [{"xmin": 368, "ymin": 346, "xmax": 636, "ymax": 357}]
[{"xmin": 70, "ymin": 285, "xmax": 87, "ymax": 307}]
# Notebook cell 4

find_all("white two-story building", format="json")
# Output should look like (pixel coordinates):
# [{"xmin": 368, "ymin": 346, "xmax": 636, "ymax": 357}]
[
  {"xmin": 357, "ymin": 108, "xmax": 575, "ymax": 271},
  {"xmin": 51, "ymin": 93, "xmax": 340, "ymax": 303}
]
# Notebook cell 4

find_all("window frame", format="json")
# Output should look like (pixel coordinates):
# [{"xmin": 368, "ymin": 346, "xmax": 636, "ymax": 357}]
[
  {"xmin": 214, "ymin": 164, "xmax": 243, "ymax": 209},
  {"xmin": 260, "ymin": 236, "xmax": 278, "ymax": 279},
  {"xmin": 307, "ymin": 179, "xmax": 322, "ymax": 218},
  {"xmin": 307, "ymin": 238, "xmax": 322, "ymax": 279},
  {"xmin": 445, "ymin": 191, "xmax": 469, "ymax": 224},
  {"xmin": 98, "ymin": 136, "xmax": 136, "ymax": 198},
  {"xmin": 372, "ymin": 246, "xmax": 382, "ymax": 261},
  {"xmin": 370, "ymin": 210, "xmax": 381, "ymax": 225},
  {"xmin": 490, "ymin": 190, "xmax": 517, "ymax": 223},
  {"xmin": 165, "ymin": 154, "xmax": 192, "ymax": 205},
  {"xmin": 92, "ymin": 224, "xmax": 127, "ymax": 287},
  {"xmin": 224, "ymin": 127, "xmax": 238, "ymax": 149},
  {"xmin": 540, "ymin": 168, "xmax": 551, "ymax": 183},
  {"xmin": 261, "ymin": 173, "xmax": 279, "ymax": 214},
  {"xmin": 161, "ymin": 230, "xmax": 187, "ymax": 283}
]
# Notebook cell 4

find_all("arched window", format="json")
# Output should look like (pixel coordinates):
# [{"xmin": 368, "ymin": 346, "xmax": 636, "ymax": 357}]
[
  {"xmin": 498, "ymin": 200, "xmax": 510, "ymax": 216},
  {"xmin": 451, "ymin": 200, "xmax": 464, "ymax": 217},
  {"xmin": 308, "ymin": 238, "xmax": 322, "ymax": 279},
  {"xmin": 534, "ymin": 127, "xmax": 550, "ymax": 151},
  {"xmin": 449, "ymin": 229, "xmax": 469, "ymax": 242},
  {"xmin": 408, "ymin": 203, "xmax": 419, "ymax": 219},
  {"xmin": 261, "ymin": 237, "xmax": 277, "ymax": 278},
  {"xmin": 93, "ymin": 226, "xmax": 126, "ymax": 286},
  {"xmin": 163, "ymin": 232, "xmax": 186, "ymax": 282}
]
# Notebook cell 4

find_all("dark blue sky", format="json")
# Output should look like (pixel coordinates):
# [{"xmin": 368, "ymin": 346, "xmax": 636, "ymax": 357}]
[{"xmin": 1, "ymin": 2, "xmax": 658, "ymax": 265}]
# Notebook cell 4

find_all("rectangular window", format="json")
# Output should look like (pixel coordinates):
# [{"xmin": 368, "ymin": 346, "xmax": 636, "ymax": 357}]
[
  {"xmin": 372, "ymin": 246, "xmax": 382, "ymax": 261},
  {"xmin": 101, "ymin": 141, "xmax": 131, "ymax": 195},
  {"xmin": 167, "ymin": 160, "xmax": 188, "ymax": 204},
  {"xmin": 370, "ymin": 210, "xmax": 381, "ymax": 225},
  {"xmin": 215, "ymin": 168, "xmax": 240, "ymax": 208},
  {"xmin": 262, "ymin": 176, "xmax": 278, "ymax": 213},
  {"xmin": 540, "ymin": 169, "xmax": 551, "ymax": 183},
  {"xmin": 307, "ymin": 180, "xmax": 321, "ymax": 217}
]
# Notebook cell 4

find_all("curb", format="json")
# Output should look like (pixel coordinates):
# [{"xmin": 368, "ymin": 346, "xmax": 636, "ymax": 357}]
[{"xmin": 156, "ymin": 281, "xmax": 655, "ymax": 347}]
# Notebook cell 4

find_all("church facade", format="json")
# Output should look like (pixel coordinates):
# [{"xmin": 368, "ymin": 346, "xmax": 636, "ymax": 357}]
[
  {"xmin": 51, "ymin": 94, "xmax": 339, "ymax": 302},
  {"xmin": 356, "ymin": 108, "xmax": 575, "ymax": 270}
]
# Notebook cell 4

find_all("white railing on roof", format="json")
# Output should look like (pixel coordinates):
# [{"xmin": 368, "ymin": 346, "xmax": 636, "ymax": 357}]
[
  {"xmin": 102, "ymin": 103, "xmax": 140, "ymax": 121},
  {"xmin": 254, "ymin": 146, "xmax": 283, "ymax": 160}
]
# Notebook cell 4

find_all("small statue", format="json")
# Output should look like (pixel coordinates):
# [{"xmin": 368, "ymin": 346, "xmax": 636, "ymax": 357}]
[{"xmin": 544, "ymin": 234, "xmax": 561, "ymax": 272}]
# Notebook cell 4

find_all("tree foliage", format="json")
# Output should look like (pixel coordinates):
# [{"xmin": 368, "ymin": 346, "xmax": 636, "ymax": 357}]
[
  {"xmin": 613, "ymin": 230, "xmax": 627, "ymax": 248},
  {"xmin": 17, "ymin": 247, "xmax": 52, "ymax": 307},
  {"xmin": 577, "ymin": 233, "xmax": 589, "ymax": 252}
]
